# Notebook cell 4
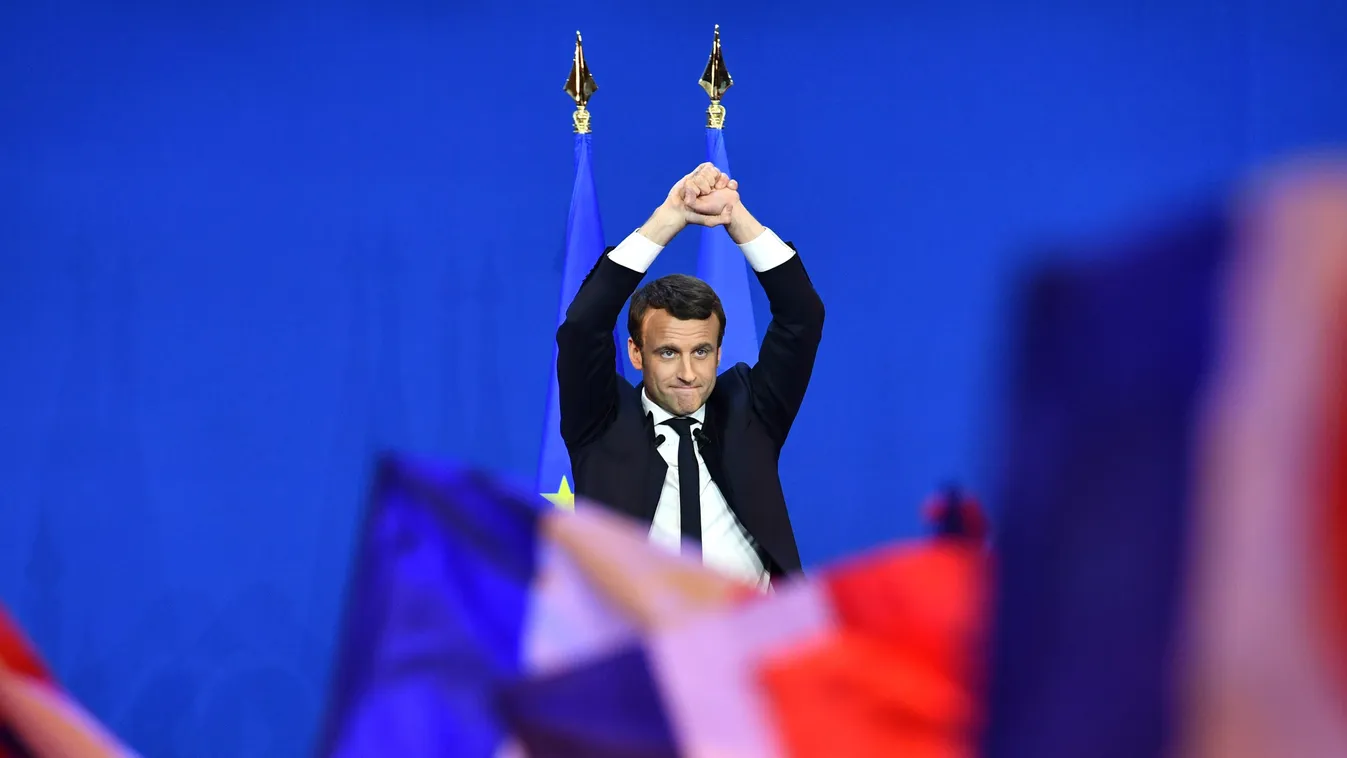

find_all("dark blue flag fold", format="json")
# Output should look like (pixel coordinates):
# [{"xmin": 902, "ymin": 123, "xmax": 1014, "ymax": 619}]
[{"xmin": 314, "ymin": 455, "xmax": 547, "ymax": 758}]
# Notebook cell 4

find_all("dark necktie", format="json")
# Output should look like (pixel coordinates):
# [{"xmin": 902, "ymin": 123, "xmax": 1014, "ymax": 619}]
[{"xmin": 661, "ymin": 417, "xmax": 702, "ymax": 556}]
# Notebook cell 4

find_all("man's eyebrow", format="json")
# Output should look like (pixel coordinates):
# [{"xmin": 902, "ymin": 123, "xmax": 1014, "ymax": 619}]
[{"xmin": 653, "ymin": 342, "xmax": 715, "ymax": 354}]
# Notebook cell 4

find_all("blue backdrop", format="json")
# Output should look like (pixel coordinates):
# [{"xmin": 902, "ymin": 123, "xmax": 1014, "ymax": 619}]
[{"xmin": 3, "ymin": 1, "xmax": 1346, "ymax": 754}]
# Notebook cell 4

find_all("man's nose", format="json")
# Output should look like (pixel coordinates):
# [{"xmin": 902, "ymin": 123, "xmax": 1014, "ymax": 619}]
[{"xmin": 678, "ymin": 356, "xmax": 697, "ymax": 382}]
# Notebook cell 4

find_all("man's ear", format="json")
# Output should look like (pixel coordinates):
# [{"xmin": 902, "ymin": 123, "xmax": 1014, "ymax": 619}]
[
  {"xmin": 628, "ymin": 337, "xmax": 643, "ymax": 371},
  {"xmin": 715, "ymin": 346, "xmax": 722, "ymax": 367}
]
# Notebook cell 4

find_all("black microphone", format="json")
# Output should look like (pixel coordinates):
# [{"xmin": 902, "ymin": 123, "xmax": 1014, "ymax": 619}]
[
  {"xmin": 693, "ymin": 428, "xmax": 710, "ymax": 454},
  {"xmin": 654, "ymin": 434, "xmax": 666, "ymax": 447}
]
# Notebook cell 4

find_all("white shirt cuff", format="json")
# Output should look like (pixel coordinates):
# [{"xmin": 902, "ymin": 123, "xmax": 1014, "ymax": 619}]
[
  {"xmin": 738, "ymin": 228, "xmax": 796, "ymax": 272},
  {"xmin": 606, "ymin": 230, "xmax": 664, "ymax": 273}
]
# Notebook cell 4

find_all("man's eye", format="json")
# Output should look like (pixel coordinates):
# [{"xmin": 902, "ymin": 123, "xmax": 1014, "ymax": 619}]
[
  {"xmin": 660, "ymin": 350, "xmax": 675, "ymax": 359},
  {"xmin": 694, "ymin": 348, "xmax": 708, "ymax": 357}
]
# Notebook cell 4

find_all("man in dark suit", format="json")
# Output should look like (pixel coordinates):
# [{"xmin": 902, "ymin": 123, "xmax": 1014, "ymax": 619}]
[{"xmin": 556, "ymin": 163, "xmax": 825, "ymax": 585}]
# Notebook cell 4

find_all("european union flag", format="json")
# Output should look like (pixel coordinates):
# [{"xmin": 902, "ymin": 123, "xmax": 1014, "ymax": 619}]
[
  {"xmin": 538, "ymin": 132, "xmax": 622, "ymax": 508},
  {"xmin": 696, "ymin": 127, "xmax": 758, "ymax": 368}
]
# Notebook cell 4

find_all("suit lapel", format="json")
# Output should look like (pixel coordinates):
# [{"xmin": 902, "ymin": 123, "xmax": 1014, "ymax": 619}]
[
  {"xmin": 700, "ymin": 393, "xmax": 778, "ymax": 574},
  {"xmin": 698, "ymin": 398, "xmax": 735, "ymax": 510},
  {"xmin": 635, "ymin": 384, "xmax": 668, "ymax": 523}
]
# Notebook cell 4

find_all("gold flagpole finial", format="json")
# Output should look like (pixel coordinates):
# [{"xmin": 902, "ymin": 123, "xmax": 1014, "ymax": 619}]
[
  {"xmin": 565, "ymin": 30, "xmax": 598, "ymax": 134},
  {"xmin": 699, "ymin": 24, "xmax": 733, "ymax": 129}
]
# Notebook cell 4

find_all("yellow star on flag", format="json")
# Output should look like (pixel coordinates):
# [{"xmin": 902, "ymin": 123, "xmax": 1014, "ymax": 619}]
[{"xmin": 541, "ymin": 476, "xmax": 575, "ymax": 510}]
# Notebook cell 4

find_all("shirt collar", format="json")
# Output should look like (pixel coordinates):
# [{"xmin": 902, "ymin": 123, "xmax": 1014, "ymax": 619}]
[{"xmin": 642, "ymin": 388, "xmax": 706, "ymax": 427}]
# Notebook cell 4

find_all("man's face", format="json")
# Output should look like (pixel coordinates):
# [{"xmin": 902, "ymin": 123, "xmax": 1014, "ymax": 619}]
[{"xmin": 628, "ymin": 308, "xmax": 721, "ymax": 416}]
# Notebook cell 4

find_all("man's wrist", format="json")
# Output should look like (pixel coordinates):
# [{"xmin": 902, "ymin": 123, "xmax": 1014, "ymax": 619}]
[
  {"xmin": 638, "ymin": 204, "xmax": 686, "ymax": 246},
  {"xmin": 725, "ymin": 204, "xmax": 766, "ymax": 245}
]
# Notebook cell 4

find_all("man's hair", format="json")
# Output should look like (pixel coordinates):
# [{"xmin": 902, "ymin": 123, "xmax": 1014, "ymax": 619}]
[{"xmin": 627, "ymin": 274, "xmax": 726, "ymax": 349}]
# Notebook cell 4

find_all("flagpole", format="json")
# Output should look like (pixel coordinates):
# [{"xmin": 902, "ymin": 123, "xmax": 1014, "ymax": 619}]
[
  {"xmin": 540, "ymin": 32, "xmax": 611, "ymax": 507},
  {"xmin": 700, "ymin": 24, "xmax": 733, "ymax": 128},
  {"xmin": 566, "ymin": 30, "xmax": 596, "ymax": 133}
]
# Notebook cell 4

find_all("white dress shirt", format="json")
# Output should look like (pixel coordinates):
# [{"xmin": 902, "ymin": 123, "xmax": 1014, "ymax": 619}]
[
  {"xmin": 606, "ymin": 226, "xmax": 795, "ymax": 275},
  {"xmin": 606, "ymin": 227, "xmax": 796, "ymax": 591}
]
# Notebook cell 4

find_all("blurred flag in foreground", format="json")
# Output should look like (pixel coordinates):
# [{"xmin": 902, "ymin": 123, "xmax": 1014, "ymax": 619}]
[
  {"xmin": 986, "ymin": 158, "xmax": 1347, "ymax": 758},
  {"xmin": 0, "ymin": 606, "xmax": 135, "ymax": 758},
  {"xmin": 314, "ymin": 452, "xmax": 990, "ymax": 758},
  {"xmin": 497, "ymin": 489, "xmax": 989, "ymax": 758},
  {"xmin": 1175, "ymin": 163, "xmax": 1347, "ymax": 758},
  {"xmin": 313, "ymin": 455, "xmax": 752, "ymax": 758}
]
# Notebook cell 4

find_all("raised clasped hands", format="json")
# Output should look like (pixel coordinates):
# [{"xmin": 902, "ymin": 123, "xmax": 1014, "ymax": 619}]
[{"xmin": 663, "ymin": 162, "xmax": 740, "ymax": 228}]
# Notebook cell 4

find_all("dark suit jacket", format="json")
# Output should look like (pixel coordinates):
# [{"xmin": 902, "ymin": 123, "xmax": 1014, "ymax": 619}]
[{"xmin": 555, "ymin": 245, "xmax": 825, "ymax": 576}]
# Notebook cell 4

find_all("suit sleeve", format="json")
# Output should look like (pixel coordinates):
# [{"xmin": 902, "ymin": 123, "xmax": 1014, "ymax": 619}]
[
  {"xmin": 749, "ymin": 246, "xmax": 826, "ymax": 445},
  {"xmin": 556, "ymin": 253, "xmax": 645, "ymax": 447}
]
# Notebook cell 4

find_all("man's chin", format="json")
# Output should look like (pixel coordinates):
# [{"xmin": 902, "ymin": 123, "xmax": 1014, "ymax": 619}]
[{"xmin": 660, "ymin": 392, "xmax": 704, "ymax": 416}]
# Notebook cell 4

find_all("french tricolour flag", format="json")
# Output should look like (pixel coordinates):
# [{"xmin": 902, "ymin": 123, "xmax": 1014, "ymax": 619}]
[
  {"xmin": 0, "ymin": 606, "xmax": 135, "ymax": 757},
  {"xmin": 314, "ymin": 454, "xmax": 988, "ymax": 758}
]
